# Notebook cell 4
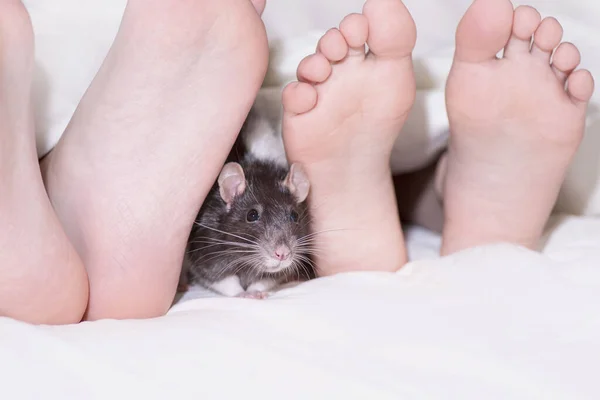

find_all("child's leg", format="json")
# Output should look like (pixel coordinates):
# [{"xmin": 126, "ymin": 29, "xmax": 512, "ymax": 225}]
[
  {"xmin": 41, "ymin": 0, "xmax": 269, "ymax": 320},
  {"xmin": 281, "ymin": 0, "xmax": 417, "ymax": 275},
  {"xmin": 440, "ymin": 0, "xmax": 594, "ymax": 255},
  {"xmin": 0, "ymin": 0, "xmax": 88, "ymax": 324}
]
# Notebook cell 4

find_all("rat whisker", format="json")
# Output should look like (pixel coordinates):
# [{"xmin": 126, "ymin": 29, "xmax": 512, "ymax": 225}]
[
  {"xmin": 247, "ymin": 256, "xmax": 264, "ymax": 282},
  {"xmin": 189, "ymin": 236, "xmax": 259, "ymax": 249},
  {"xmin": 295, "ymin": 256, "xmax": 318, "ymax": 278},
  {"xmin": 296, "ymin": 241, "xmax": 323, "ymax": 248},
  {"xmin": 188, "ymin": 237, "xmax": 250, "ymax": 245},
  {"xmin": 247, "ymin": 183, "xmax": 261, "ymax": 210},
  {"xmin": 298, "ymin": 262, "xmax": 313, "ymax": 281},
  {"xmin": 295, "ymin": 242, "xmax": 321, "ymax": 250},
  {"xmin": 194, "ymin": 223, "xmax": 260, "ymax": 245},
  {"xmin": 193, "ymin": 251, "xmax": 258, "ymax": 267},
  {"xmin": 295, "ymin": 239, "xmax": 321, "ymax": 247},
  {"xmin": 185, "ymin": 243, "xmax": 223, "ymax": 254},
  {"xmin": 186, "ymin": 238, "xmax": 259, "ymax": 254},
  {"xmin": 295, "ymin": 245, "xmax": 323, "ymax": 257},
  {"xmin": 229, "ymin": 262, "xmax": 250, "ymax": 280},
  {"xmin": 295, "ymin": 254, "xmax": 317, "ymax": 271},
  {"xmin": 235, "ymin": 254, "xmax": 264, "ymax": 278},
  {"xmin": 239, "ymin": 258, "xmax": 261, "ymax": 282},
  {"xmin": 187, "ymin": 242, "xmax": 259, "ymax": 253},
  {"xmin": 205, "ymin": 250, "xmax": 259, "ymax": 262},
  {"xmin": 196, "ymin": 249, "xmax": 257, "ymax": 258},
  {"xmin": 252, "ymin": 258, "xmax": 268, "ymax": 282},
  {"xmin": 215, "ymin": 256, "xmax": 257, "ymax": 280},
  {"xmin": 297, "ymin": 228, "xmax": 354, "ymax": 243},
  {"xmin": 297, "ymin": 209, "xmax": 311, "ymax": 221},
  {"xmin": 186, "ymin": 239, "xmax": 257, "ymax": 254},
  {"xmin": 294, "ymin": 261, "xmax": 301, "ymax": 282}
]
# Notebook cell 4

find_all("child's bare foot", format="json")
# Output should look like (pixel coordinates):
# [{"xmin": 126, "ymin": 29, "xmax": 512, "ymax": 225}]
[
  {"xmin": 0, "ymin": 1, "xmax": 87, "ymax": 324},
  {"xmin": 42, "ymin": 0, "xmax": 268, "ymax": 320},
  {"xmin": 439, "ymin": 0, "xmax": 594, "ymax": 255},
  {"xmin": 282, "ymin": 0, "xmax": 416, "ymax": 275}
]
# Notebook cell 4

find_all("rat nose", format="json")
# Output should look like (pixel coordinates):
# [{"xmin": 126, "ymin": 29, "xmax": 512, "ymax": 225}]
[{"xmin": 274, "ymin": 245, "xmax": 291, "ymax": 261}]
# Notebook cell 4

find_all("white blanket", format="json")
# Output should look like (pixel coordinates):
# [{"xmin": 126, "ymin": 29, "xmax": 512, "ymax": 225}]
[
  {"xmin": 2, "ymin": 1, "xmax": 598, "ymax": 399},
  {"xmin": 262, "ymin": 0, "xmax": 600, "ymax": 215},
  {"xmin": 1, "ymin": 215, "xmax": 599, "ymax": 399},
  {"xmin": 27, "ymin": 0, "xmax": 600, "ymax": 215}
]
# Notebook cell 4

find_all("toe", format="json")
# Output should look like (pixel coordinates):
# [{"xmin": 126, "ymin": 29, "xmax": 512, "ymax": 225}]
[
  {"xmin": 552, "ymin": 42, "xmax": 581, "ymax": 84},
  {"xmin": 531, "ymin": 17, "xmax": 563, "ymax": 62},
  {"xmin": 504, "ymin": 6, "xmax": 540, "ymax": 57},
  {"xmin": 317, "ymin": 28, "xmax": 349, "ymax": 62},
  {"xmin": 282, "ymin": 82, "xmax": 318, "ymax": 115},
  {"xmin": 339, "ymin": 13, "xmax": 368, "ymax": 57},
  {"xmin": 297, "ymin": 53, "xmax": 332, "ymax": 83},
  {"xmin": 567, "ymin": 69, "xmax": 595, "ymax": 105},
  {"xmin": 362, "ymin": 0, "xmax": 416, "ymax": 59},
  {"xmin": 454, "ymin": 0, "xmax": 513, "ymax": 63}
]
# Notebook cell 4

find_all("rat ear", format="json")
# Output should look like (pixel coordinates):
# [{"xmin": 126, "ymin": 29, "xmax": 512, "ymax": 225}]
[
  {"xmin": 218, "ymin": 162, "xmax": 246, "ymax": 207},
  {"xmin": 284, "ymin": 163, "xmax": 310, "ymax": 203}
]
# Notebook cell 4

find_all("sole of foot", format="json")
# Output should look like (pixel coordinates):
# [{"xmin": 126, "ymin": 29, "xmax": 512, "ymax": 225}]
[
  {"xmin": 282, "ymin": 0, "xmax": 417, "ymax": 275},
  {"xmin": 0, "ymin": 0, "xmax": 88, "ymax": 324},
  {"xmin": 439, "ymin": 0, "xmax": 594, "ymax": 255},
  {"xmin": 41, "ymin": 0, "xmax": 269, "ymax": 320}
]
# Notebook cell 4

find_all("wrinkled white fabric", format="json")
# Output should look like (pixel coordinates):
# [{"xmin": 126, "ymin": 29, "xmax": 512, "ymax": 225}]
[
  {"xmin": 26, "ymin": 0, "xmax": 600, "ymax": 214},
  {"xmin": 1, "ymin": 215, "xmax": 600, "ymax": 399},
  {"xmin": 3, "ymin": 1, "xmax": 598, "ymax": 398}
]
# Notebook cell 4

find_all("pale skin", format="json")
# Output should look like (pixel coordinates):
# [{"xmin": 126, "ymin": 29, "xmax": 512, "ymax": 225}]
[
  {"xmin": 438, "ymin": 0, "xmax": 594, "ymax": 255},
  {"xmin": 282, "ymin": 0, "xmax": 593, "ymax": 273},
  {"xmin": 1, "ymin": 0, "xmax": 269, "ymax": 324},
  {"xmin": 399, "ymin": 0, "xmax": 595, "ymax": 254},
  {"xmin": 282, "ymin": 0, "xmax": 417, "ymax": 276},
  {"xmin": 0, "ymin": 0, "xmax": 594, "ymax": 324}
]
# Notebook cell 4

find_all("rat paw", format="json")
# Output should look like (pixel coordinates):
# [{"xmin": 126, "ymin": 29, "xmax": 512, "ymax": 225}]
[{"xmin": 236, "ymin": 291, "xmax": 270, "ymax": 300}]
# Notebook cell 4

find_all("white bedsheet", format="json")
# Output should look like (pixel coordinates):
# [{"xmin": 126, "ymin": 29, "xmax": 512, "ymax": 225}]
[
  {"xmin": 27, "ymin": 0, "xmax": 600, "ymax": 215},
  {"xmin": 262, "ymin": 0, "xmax": 600, "ymax": 215},
  {"xmin": 1, "ymin": 215, "xmax": 599, "ymax": 399}
]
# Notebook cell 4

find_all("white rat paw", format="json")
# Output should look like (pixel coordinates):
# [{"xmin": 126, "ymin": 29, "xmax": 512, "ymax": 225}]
[
  {"xmin": 236, "ymin": 291, "xmax": 270, "ymax": 300},
  {"xmin": 246, "ymin": 279, "xmax": 277, "ymax": 293}
]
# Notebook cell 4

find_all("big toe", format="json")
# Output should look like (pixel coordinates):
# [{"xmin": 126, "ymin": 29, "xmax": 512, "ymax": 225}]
[
  {"xmin": 454, "ymin": 0, "xmax": 514, "ymax": 63},
  {"xmin": 362, "ymin": 0, "xmax": 416, "ymax": 58}
]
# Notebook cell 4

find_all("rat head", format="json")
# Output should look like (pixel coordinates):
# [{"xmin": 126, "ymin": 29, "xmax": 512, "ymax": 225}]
[{"xmin": 216, "ymin": 161, "xmax": 311, "ymax": 274}]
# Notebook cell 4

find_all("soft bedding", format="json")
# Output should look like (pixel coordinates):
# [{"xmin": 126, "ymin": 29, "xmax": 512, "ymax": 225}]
[
  {"xmin": 27, "ymin": 0, "xmax": 600, "ymax": 215},
  {"xmin": 2, "ymin": 215, "xmax": 600, "ymax": 399},
  {"xmin": 2, "ymin": 0, "xmax": 599, "ymax": 399}
]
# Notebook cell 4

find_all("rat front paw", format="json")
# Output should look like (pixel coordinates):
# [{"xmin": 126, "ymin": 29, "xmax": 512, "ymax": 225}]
[{"xmin": 236, "ymin": 291, "xmax": 270, "ymax": 300}]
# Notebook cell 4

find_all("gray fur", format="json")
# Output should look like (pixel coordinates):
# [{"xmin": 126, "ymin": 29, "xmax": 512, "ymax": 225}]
[{"xmin": 184, "ymin": 158, "xmax": 314, "ymax": 292}]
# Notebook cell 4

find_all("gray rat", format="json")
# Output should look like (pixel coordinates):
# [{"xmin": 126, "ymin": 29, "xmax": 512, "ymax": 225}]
[{"xmin": 183, "ymin": 157, "xmax": 314, "ymax": 298}]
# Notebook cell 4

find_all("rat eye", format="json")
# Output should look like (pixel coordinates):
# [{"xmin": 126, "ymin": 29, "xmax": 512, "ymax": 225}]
[
  {"xmin": 246, "ymin": 209, "xmax": 260, "ymax": 222},
  {"xmin": 290, "ymin": 210, "xmax": 299, "ymax": 223}
]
